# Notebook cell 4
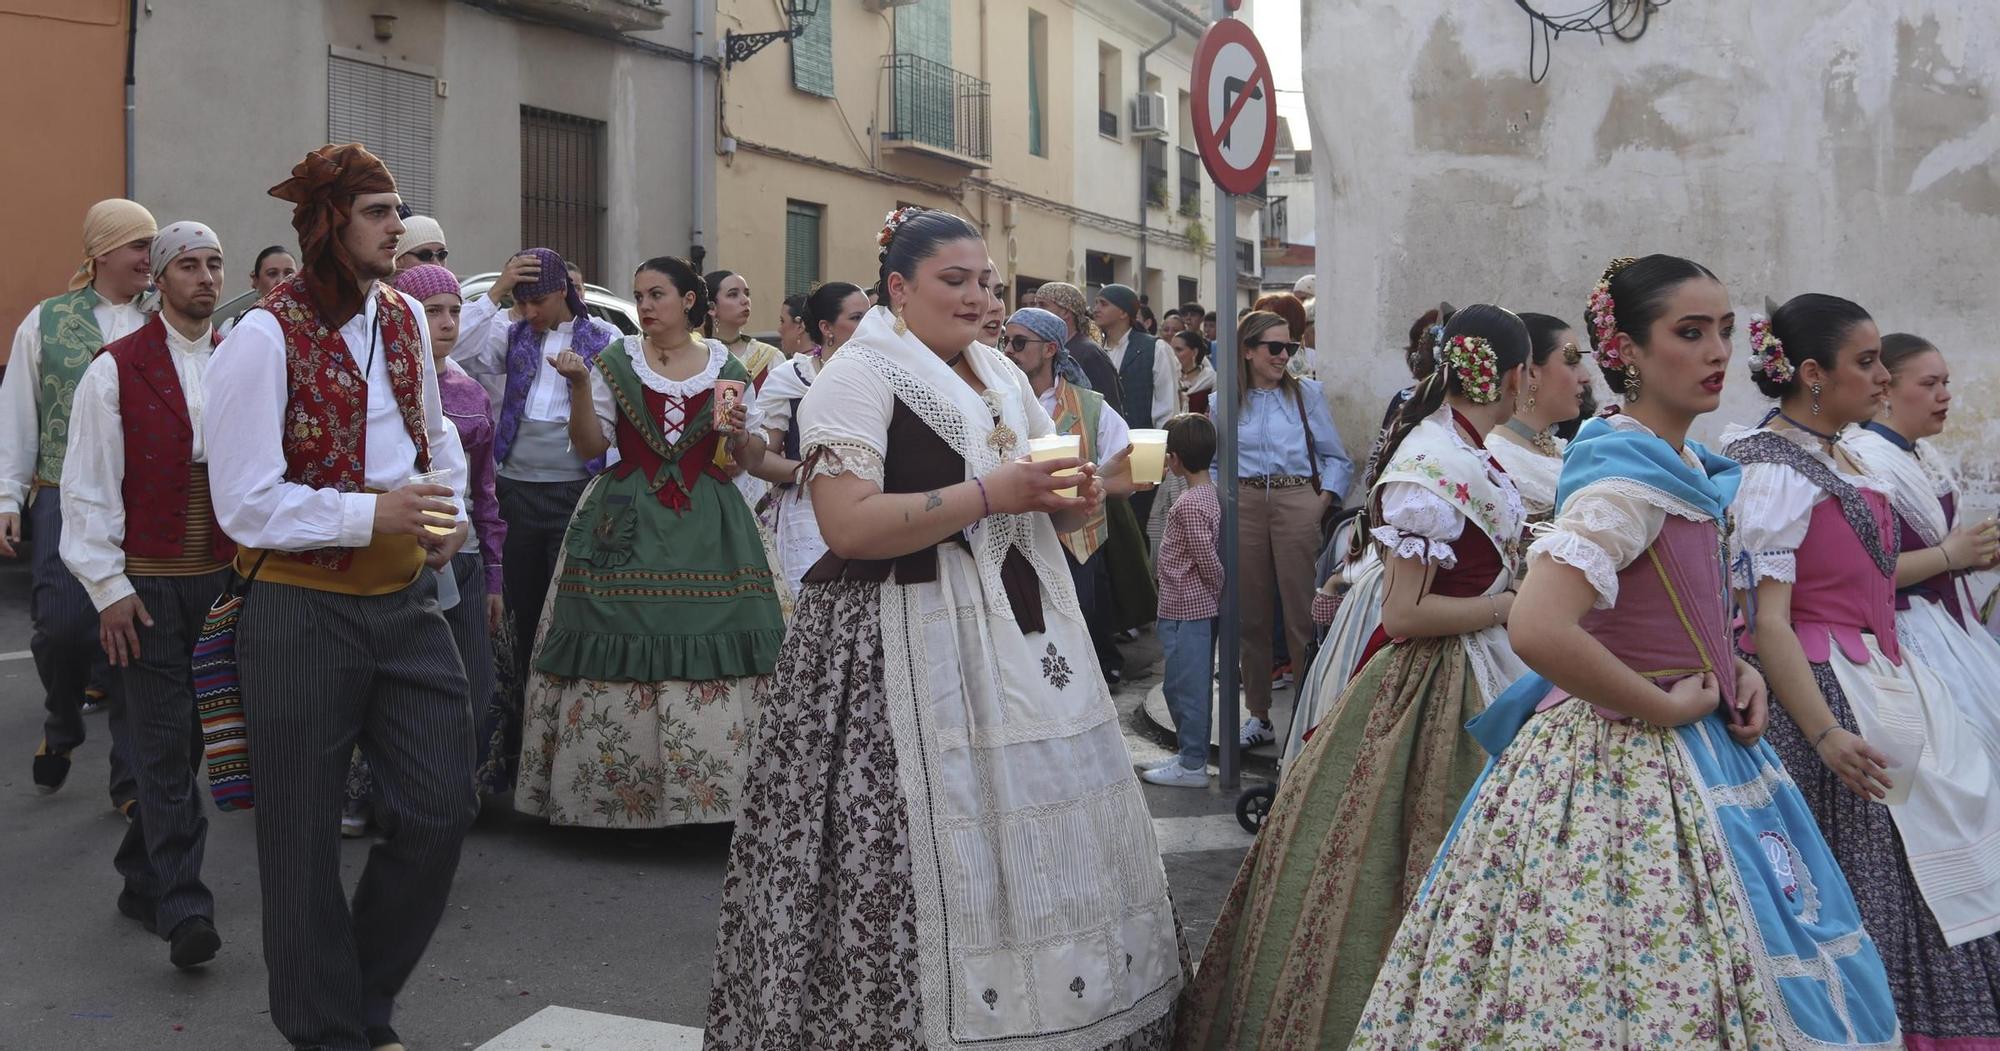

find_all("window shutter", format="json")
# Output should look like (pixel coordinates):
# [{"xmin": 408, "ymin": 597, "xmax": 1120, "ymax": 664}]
[
  {"xmin": 791, "ymin": 10, "xmax": 834, "ymax": 98},
  {"xmin": 327, "ymin": 56, "xmax": 435, "ymax": 215},
  {"xmin": 784, "ymin": 202, "xmax": 822, "ymax": 298}
]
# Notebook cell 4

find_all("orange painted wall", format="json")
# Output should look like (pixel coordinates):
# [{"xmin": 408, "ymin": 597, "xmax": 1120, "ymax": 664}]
[{"xmin": 0, "ymin": 0, "xmax": 129, "ymax": 363}]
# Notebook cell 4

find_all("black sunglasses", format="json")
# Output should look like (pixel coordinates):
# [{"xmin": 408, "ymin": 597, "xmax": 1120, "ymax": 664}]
[
  {"xmin": 1250, "ymin": 339, "xmax": 1299, "ymax": 357},
  {"xmin": 408, "ymin": 248, "xmax": 449, "ymax": 263},
  {"xmin": 1004, "ymin": 335, "xmax": 1049, "ymax": 353}
]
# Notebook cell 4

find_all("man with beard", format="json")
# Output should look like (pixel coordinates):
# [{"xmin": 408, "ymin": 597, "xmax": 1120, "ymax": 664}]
[
  {"xmin": 61, "ymin": 222, "xmax": 233, "ymax": 969},
  {"xmin": 0, "ymin": 198, "xmax": 154, "ymax": 798},
  {"xmin": 206, "ymin": 144, "xmax": 473, "ymax": 1051}
]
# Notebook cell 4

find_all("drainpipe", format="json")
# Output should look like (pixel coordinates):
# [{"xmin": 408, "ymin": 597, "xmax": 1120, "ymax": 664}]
[
  {"xmin": 124, "ymin": 0, "xmax": 139, "ymax": 196},
  {"xmin": 689, "ymin": 1, "xmax": 710, "ymax": 272},
  {"xmin": 1135, "ymin": 20, "xmax": 1176, "ymax": 297}
]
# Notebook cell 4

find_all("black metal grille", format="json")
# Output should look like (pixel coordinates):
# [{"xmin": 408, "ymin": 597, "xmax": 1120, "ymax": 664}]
[
  {"xmin": 1178, "ymin": 148, "xmax": 1201, "ymax": 218},
  {"xmin": 1144, "ymin": 139, "xmax": 1168, "ymax": 208},
  {"xmin": 520, "ymin": 107, "xmax": 606, "ymax": 281},
  {"xmin": 884, "ymin": 53, "xmax": 991, "ymax": 162},
  {"xmin": 1099, "ymin": 110, "xmax": 1119, "ymax": 138}
]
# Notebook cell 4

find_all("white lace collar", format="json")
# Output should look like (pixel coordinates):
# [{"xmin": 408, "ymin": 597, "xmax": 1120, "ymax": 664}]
[{"xmin": 625, "ymin": 336, "xmax": 728, "ymax": 396}]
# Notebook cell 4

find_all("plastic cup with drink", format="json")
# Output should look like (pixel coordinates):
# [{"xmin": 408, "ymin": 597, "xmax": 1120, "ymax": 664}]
[
  {"xmin": 1127, "ymin": 429, "xmax": 1168, "ymax": 486},
  {"xmin": 407, "ymin": 468, "xmax": 461, "ymax": 609},
  {"xmin": 1027, "ymin": 435, "xmax": 1083, "ymax": 499}
]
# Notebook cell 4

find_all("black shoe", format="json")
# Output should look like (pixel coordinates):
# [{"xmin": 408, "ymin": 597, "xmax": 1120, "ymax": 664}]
[
  {"xmin": 364, "ymin": 1024, "xmax": 405, "ymax": 1050},
  {"xmin": 31, "ymin": 743, "xmax": 70, "ymax": 794},
  {"xmin": 168, "ymin": 916, "xmax": 220, "ymax": 969},
  {"xmin": 117, "ymin": 890, "xmax": 158, "ymax": 934}
]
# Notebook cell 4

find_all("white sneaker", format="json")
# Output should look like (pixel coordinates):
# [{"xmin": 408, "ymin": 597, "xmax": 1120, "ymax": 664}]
[
  {"xmin": 1143, "ymin": 755, "xmax": 1182, "ymax": 772},
  {"xmin": 1239, "ymin": 717, "xmax": 1276, "ymax": 748},
  {"xmin": 1142, "ymin": 763, "xmax": 1209, "ymax": 788}
]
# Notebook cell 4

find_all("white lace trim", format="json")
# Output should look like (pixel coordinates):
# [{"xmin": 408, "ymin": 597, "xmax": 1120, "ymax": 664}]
[
  {"xmin": 804, "ymin": 440, "xmax": 885, "ymax": 486},
  {"xmin": 837, "ymin": 339, "xmax": 1082, "ymax": 623},
  {"xmin": 625, "ymin": 336, "xmax": 729, "ymax": 396},
  {"xmin": 1733, "ymin": 550, "xmax": 1797, "ymax": 588},
  {"xmin": 1530, "ymin": 530, "xmax": 1621, "ymax": 608},
  {"xmin": 1369, "ymin": 524, "xmax": 1457, "ymax": 568}
]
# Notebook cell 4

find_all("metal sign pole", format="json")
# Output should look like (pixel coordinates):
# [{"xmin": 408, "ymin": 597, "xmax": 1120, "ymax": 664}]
[{"xmin": 1212, "ymin": 0, "xmax": 1242, "ymax": 790}]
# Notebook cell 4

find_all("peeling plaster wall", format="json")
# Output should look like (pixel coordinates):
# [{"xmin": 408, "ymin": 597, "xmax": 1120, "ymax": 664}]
[{"xmin": 1305, "ymin": 1, "xmax": 2000, "ymax": 493}]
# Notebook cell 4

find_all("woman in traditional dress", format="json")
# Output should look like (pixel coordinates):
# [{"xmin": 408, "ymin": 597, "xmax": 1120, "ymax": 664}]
[
  {"xmin": 750, "ymin": 280, "xmax": 867, "ymax": 595},
  {"xmin": 1730, "ymin": 294, "xmax": 2000, "ymax": 1044},
  {"xmin": 707, "ymin": 208, "xmax": 1184, "ymax": 1049},
  {"xmin": 515, "ymin": 255, "xmax": 783, "ymax": 829},
  {"xmin": 1170, "ymin": 329, "xmax": 1213, "ymax": 417},
  {"xmin": 1354, "ymin": 254, "xmax": 1903, "ymax": 1048},
  {"xmin": 1485, "ymin": 312, "xmax": 1591, "ymax": 524},
  {"xmin": 1176, "ymin": 305, "xmax": 1532, "ymax": 1049},
  {"xmin": 1848, "ymin": 332, "xmax": 2000, "ymax": 758}
]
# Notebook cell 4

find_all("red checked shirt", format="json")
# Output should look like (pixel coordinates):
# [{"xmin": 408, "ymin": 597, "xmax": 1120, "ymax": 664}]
[{"xmin": 1157, "ymin": 482, "xmax": 1223, "ymax": 620}]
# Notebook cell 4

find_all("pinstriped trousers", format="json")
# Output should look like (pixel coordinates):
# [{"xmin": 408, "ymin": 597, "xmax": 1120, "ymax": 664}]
[
  {"xmin": 237, "ymin": 574, "xmax": 475, "ymax": 1051},
  {"xmin": 109, "ymin": 571, "xmax": 226, "ymax": 939}
]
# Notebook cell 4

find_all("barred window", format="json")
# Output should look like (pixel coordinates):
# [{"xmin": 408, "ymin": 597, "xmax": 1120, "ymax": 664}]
[{"xmin": 784, "ymin": 201, "xmax": 823, "ymax": 298}]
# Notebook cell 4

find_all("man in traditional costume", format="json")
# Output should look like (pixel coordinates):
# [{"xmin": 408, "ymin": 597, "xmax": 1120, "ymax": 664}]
[
  {"xmin": 61, "ymin": 222, "xmax": 232, "ymax": 969},
  {"xmin": 0, "ymin": 199, "xmax": 154, "ymax": 797},
  {"xmin": 1002, "ymin": 307, "xmax": 1141, "ymax": 681},
  {"xmin": 1034, "ymin": 280, "xmax": 1122, "ymax": 414},
  {"xmin": 451, "ymin": 246, "xmax": 620, "ymax": 681},
  {"xmin": 206, "ymin": 144, "xmax": 473, "ymax": 1051},
  {"xmin": 1093, "ymin": 283, "xmax": 1177, "ymax": 527}
]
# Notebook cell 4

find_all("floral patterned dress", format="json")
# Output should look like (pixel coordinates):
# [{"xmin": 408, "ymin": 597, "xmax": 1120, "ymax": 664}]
[
  {"xmin": 1353, "ymin": 412, "xmax": 1900, "ymax": 1048},
  {"xmin": 516, "ymin": 339, "xmax": 782, "ymax": 828}
]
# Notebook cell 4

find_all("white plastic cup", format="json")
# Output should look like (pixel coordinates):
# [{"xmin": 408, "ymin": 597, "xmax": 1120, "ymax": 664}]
[
  {"xmin": 1028, "ymin": 434, "xmax": 1083, "ymax": 498},
  {"xmin": 1128, "ymin": 429, "xmax": 1168, "ymax": 485},
  {"xmin": 407, "ymin": 469, "xmax": 459, "ymax": 536}
]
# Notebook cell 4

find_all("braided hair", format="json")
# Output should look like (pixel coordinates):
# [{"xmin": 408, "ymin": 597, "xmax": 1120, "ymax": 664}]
[{"xmin": 875, "ymin": 208, "xmax": 982, "ymax": 306}]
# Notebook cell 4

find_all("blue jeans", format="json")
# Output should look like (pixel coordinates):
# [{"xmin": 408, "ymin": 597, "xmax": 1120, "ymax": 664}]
[{"xmin": 1158, "ymin": 617, "xmax": 1217, "ymax": 770}]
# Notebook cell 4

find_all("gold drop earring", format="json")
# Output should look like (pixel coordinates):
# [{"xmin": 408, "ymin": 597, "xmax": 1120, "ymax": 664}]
[
  {"xmin": 1623, "ymin": 365, "xmax": 1642, "ymax": 402},
  {"xmin": 893, "ymin": 304, "xmax": 908, "ymax": 336}
]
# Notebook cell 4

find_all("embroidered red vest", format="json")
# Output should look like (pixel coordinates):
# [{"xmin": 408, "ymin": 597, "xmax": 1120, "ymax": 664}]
[
  {"xmin": 100, "ymin": 316, "xmax": 236, "ymax": 562},
  {"xmin": 262, "ymin": 275, "xmax": 432, "ymax": 571}
]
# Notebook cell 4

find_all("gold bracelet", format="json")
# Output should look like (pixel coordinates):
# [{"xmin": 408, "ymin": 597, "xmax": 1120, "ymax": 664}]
[{"xmin": 1811, "ymin": 724, "xmax": 1839, "ymax": 749}]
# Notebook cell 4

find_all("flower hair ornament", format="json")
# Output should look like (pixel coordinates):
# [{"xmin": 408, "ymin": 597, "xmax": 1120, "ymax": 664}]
[
  {"xmin": 1438, "ymin": 334, "xmax": 1503, "ymax": 404},
  {"xmin": 1747, "ymin": 313, "xmax": 1793, "ymax": 384},
  {"xmin": 1587, "ymin": 256, "xmax": 1639, "ymax": 370},
  {"xmin": 877, "ymin": 206, "xmax": 923, "ymax": 250}
]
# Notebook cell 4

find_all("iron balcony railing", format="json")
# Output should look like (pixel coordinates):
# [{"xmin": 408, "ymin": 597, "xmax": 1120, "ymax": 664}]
[{"xmin": 884, "ymin": 53, "xmax": 992, "ymax": 163}]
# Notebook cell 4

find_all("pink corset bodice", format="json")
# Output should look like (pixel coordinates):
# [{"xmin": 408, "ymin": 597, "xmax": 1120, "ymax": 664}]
[
  {"xmin": 1741, "ymin": 489, "xmax": 1901, "ymax": 666},
  {"xmin": 1541, "ymin": 515, "xmax": 1736, "ymax": 718}
]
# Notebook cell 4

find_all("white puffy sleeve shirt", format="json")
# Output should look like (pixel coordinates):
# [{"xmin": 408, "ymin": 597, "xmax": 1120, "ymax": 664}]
[{"xmin": 1369, "ymin": 483, "xmax": 1467, "ymax": 567}]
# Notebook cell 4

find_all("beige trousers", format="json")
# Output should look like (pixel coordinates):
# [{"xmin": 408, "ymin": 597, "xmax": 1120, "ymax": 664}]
[{"xmin": 1235, "ymin": 483, "xmax": 1322, "ymax": 719}]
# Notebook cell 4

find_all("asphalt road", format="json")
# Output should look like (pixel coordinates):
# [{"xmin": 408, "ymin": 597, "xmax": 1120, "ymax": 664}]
[{"xmin": 0, "ymin": 556, "xmax": 1272, "ymax": 1050}]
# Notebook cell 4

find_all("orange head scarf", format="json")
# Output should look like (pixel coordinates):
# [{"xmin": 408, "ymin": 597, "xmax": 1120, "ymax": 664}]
[{"xmin": 268, "ymin": 143, "xmax": 397, "ymax": 327}]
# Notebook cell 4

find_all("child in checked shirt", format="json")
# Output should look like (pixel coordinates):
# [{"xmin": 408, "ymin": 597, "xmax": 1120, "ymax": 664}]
[{"xmin": 1144, "ymin": 414, "xmax": 1223, "ymax": 787}]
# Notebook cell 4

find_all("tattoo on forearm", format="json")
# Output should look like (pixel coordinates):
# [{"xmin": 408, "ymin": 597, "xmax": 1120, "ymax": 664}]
[{"xmin": 924, "ymin": 489, "xmax": 944, "ymax": 512}]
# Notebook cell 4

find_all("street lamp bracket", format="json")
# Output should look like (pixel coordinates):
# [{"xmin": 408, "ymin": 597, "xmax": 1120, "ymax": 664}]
[{"xmin": 724, "ymin": 0, "xmax": 821, "ymax": 68}]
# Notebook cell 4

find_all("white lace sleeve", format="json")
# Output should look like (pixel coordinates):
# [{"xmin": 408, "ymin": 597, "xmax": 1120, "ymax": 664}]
[
  {"xmin": 1527, "ymin": 484, "xmax": 1668, "ymax": 608},
  {"xmin": 797, "ymin": 355, "xmax": 893, "ymax": 486},
  {"xmin": 1728, "ymin": 460, "xmax": 1819, "ymax": 587},
  {"xmin": 1369, "ymin": 481, "xmax": 1466, "ymax": 566}
]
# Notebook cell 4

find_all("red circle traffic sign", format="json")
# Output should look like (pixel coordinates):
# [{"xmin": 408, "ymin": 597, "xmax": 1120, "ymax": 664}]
[{"xmin": 1190, "ymin": 18, "xmax": 1278, "ymax": 197}]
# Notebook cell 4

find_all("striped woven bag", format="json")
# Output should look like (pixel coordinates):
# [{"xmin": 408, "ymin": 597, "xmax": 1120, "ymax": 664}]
[{"xmin": 192, "ymin": 553, "xmax": 268, "ymax": 812}]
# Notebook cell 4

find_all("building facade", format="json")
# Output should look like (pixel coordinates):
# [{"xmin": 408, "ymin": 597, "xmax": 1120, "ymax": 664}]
[
  {"xmin": 0, "ymin": 0, "xmax": 132, "ymax": 355},
  {"xmin": 712, "ymin": 0, "xmax": 1257, "ymax": 333}
]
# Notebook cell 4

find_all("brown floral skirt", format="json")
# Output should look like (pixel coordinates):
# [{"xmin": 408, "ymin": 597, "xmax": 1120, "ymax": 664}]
[{"xmin": 705, "ymin": 581, "xmax": 1173, "ymax": 1050}]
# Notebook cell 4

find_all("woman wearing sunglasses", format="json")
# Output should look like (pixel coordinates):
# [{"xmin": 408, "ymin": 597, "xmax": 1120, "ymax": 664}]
[{"xmin": 1223, "ymin": 311, "xmax": 1353, "ymax": 751}]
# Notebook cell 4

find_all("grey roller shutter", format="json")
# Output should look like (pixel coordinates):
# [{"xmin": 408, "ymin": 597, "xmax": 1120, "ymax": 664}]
[{"xmin": 327, "ymin": 56, "xmax": 435, "ymax": 215}]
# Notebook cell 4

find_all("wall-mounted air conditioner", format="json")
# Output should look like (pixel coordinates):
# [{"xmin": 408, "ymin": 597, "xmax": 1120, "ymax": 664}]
[{"xmin": 1131, "ymin": 92, "xmax": 1168, "ymax": 138}]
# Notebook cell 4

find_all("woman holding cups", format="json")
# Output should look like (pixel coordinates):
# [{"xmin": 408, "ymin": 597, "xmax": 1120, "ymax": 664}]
[{"xmin": 514, "ymin": 255, "xmax": 783, "ymax": 829}]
